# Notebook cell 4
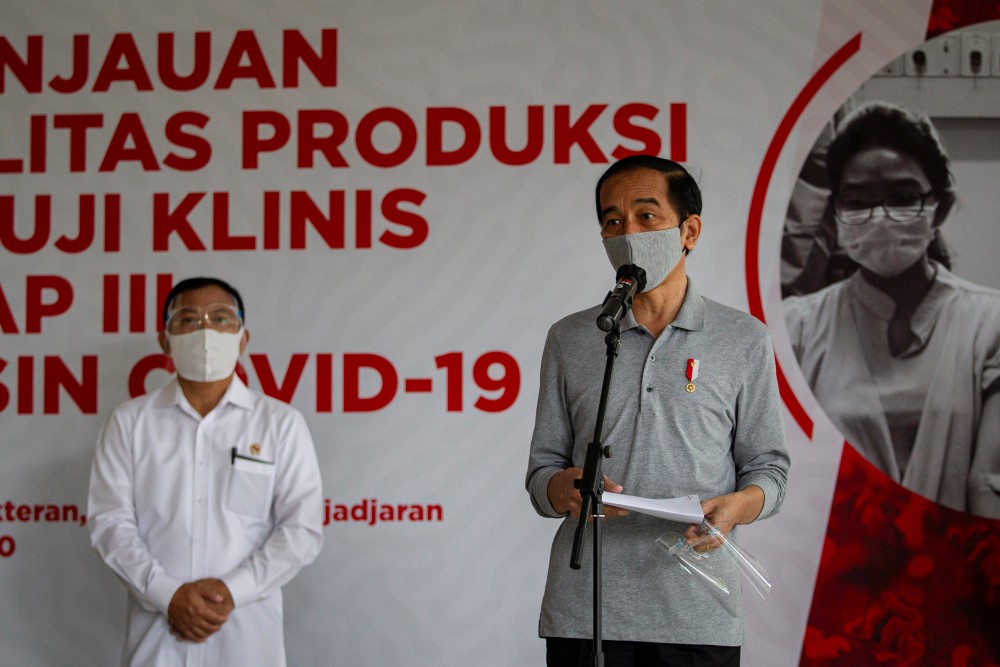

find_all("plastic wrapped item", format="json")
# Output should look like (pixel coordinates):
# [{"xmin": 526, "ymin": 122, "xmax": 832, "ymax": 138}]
[{"xmin": 655, "ymin": 520, "xmax": 772, "ymax": 617}]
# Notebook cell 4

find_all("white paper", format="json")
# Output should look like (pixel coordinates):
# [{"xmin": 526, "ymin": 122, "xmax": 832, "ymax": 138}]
[{"xmin": 602, "ymin": 492, "xmax": 704, "ymax": 524}]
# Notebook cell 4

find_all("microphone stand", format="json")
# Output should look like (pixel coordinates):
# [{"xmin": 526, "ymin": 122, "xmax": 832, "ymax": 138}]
[{"xmin": 569, "ymin": 322, "xmax": 621, "ymax": 667}]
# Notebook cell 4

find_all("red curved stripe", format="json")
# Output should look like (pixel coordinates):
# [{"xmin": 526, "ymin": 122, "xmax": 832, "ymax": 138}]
[{"xmin": 745, "ymin": 33, "xmax": 862, "ymax": 440}]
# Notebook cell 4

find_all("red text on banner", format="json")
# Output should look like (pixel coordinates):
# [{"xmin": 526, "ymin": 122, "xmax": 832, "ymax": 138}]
[
  {"xmin": 127, "ymin": 351, "xmax": 521, "ymax": 413},
  {"xmin": 0, "ymin": 29, "xmax": 337, "ymax": 94},
  {"xmin": 0, "ymin": 275, "xmax": 73, "ymax": 333}
]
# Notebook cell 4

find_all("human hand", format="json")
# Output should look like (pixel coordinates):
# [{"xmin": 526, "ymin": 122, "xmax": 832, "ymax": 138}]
[
  {"xmin": 167, "ymin": 580, "xmax": 232, "ymax": 642},
  {"xmin": 684, "ymin": 486, "xmax": 764, "ymax": 550},
  {"xmin": 547, "ymin": 467, "xmax": 628, "ymax": 518},
  {"xmin": 195, "ymin": 578, "xmax": 234, "ymax": 615}
]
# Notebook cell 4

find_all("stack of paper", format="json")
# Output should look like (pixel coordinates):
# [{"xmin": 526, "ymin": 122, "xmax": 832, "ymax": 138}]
[{"xmin": 602, "ymin": 492, "xmax": 704, "ymax": 523}]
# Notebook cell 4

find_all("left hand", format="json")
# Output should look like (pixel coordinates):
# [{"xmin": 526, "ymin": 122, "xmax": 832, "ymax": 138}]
[
  {"xmin": 168, "ymin": 579, "xmax": 234, "ymax": 641},
  {"xmin": 194, "ymin": 578, "xmax": 234, "ymax": 614},
  {"xmin": 684, "ymin": 485, "xmax": 764, "ymax": 549}
]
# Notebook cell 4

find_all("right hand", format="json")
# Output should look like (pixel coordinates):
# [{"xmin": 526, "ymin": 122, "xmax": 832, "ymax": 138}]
[
  {"xmin": 547, "ymin": 467, "xmax": 628, "ymax": 518},
  {"xmin": 167, "ymin": 580, "xmax": 231, "ymax": 642}
]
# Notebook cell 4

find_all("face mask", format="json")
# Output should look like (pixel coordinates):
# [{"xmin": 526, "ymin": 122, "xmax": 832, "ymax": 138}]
[
  {"xmin": 837, "ymin": 209, "xmax": 934, "ymax": 277},
  {"xmin": 167, "ymin": 328, "xmax": 244, "ymax": 382},
  {"xmin": 603, "ymin": 226, "xmax": 684, "ymax": 291}
]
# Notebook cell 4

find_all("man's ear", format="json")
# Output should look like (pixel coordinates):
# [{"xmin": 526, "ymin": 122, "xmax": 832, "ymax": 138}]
[
  {"xmin": 681, "ymin": 214, "xmax": 702, "ymax": 252},
  {"xmin": 240, "ymin": 329, "xmax": 250, "ymax": 355},
  {"xmin": 158, "ymin": 329, "xmax": 169, "ymax": 354}
]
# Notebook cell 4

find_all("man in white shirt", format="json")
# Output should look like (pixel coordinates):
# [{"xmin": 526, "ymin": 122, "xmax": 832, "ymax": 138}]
[{"xmin": 88, "ymin": 277, "xmax": 324, "ymax": 667}]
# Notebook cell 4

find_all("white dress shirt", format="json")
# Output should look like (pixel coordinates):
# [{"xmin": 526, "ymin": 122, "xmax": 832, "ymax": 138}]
[
  {"xmin": 88, "ymin": 376, "xmax": 324, "ymax": 667},
  {"xmin": 785, "ymin": 264, "xmax": 1000, "ymax": 516}
]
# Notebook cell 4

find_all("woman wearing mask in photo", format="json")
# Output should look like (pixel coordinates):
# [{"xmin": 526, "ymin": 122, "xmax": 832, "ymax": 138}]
[{"xmin": 784, "ymin": 101, "xmax": 1000, "ymax": 519}]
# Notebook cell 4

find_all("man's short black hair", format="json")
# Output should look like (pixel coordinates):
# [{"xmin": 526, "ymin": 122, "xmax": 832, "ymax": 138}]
[
  {"xmin": 162, "ymin": 277, "xmax": 245, "ymax": 324},
  {"xmin": 594, "ymin": 154, "xmax": 703, "ymax": 222}
]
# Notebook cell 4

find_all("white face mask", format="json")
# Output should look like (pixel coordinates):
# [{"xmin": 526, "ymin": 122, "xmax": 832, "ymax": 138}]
[
  {"xmin": 603, "ymin": 227, "xmax": 685, "ymax": 291},
  {"xmin": 167, "ymin": 328, "xmax": 244, "ymax": 382},
  {"xmin": 837, "ymin": 209, "xmax": 934, "ymax": 277}
]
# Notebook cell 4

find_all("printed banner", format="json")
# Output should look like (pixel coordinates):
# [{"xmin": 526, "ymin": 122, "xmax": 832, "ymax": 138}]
[{"xmin": 2, "ymin": 1, "xmax": 998, "ymax": 665}]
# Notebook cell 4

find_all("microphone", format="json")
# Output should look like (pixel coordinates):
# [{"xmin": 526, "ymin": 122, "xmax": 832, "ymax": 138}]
[{"xmin": 596, "ymin": 264, "xmax": 646, "ymax": 332}]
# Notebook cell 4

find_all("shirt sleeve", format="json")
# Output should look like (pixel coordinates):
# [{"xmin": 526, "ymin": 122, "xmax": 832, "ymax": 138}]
[
  {"xmin": 87, "ymin": 407, "xmax": 184, "ymax": 615},
  {"xmin": 782, "ymin": 295, "xmax": 808, "ymax": 364},
  {"xmin": 221, "ymin": 409, "xmax": 324, "ymax": 607},
  {"xmin": 526, "ymin": 327, "xmax": 574, "ymax": 518},
  {"xmin": 732, "ymin": 333, "xmax": 791, "ymax": 521}
]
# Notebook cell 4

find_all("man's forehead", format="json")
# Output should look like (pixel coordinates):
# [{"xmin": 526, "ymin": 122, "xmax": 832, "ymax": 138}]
[
  {"xmin": 599, "ymin": 169, "xmax": 667, "ymax": 202},
  {"xmin": 172, "ymin": 285, "xmax": 235, "ymax": 307}
]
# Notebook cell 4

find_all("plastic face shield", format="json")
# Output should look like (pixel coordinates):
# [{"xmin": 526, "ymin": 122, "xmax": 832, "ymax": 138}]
[{"xmin": 655, "ymin": 520, "xmax": 772, "ymax": 617}]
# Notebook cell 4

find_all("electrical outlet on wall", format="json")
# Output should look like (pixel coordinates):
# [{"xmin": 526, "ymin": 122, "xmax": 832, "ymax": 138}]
[
  {"xmin": 905, "ymin": 36, "xmax": 960, "ymax": 77},
  {"xmin": 960, "ymin": 32, "xmax": 991, "ymax": 77}
]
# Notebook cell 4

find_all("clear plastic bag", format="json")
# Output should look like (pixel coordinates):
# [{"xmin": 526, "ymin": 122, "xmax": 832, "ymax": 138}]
[{"xmin": 655, "ymin": 520, "xmax": 772, "ymax": 617}]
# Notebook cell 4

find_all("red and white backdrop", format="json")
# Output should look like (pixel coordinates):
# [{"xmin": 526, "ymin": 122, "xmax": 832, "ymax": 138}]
[{"xmin": 2, "ymin": 1, "xmax": 998, "ymax": 665}]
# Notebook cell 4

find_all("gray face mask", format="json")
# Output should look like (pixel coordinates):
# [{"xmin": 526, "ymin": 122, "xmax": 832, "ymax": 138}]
[{"xmin": 603, "ymin": 227, "xmax": 684, "ymax": 291}]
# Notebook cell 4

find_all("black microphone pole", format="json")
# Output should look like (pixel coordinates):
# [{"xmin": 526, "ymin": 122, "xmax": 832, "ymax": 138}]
[{"xmin": 570, "ymin": 264, "xmax": 645, "ymax": 667}]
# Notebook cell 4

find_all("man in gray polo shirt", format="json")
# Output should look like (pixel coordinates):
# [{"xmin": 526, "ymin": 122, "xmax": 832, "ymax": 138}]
[{"xmin": 526, "ymin": 155, "xmax": 790, "ymax": 666}]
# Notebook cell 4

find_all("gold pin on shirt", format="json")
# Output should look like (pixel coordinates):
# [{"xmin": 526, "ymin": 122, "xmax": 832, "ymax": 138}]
[{"xmin": 685, "ymin": 359, "xmax": 699, "ymax": 393}]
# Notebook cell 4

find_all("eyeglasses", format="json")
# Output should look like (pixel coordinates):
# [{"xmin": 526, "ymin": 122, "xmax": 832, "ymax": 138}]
[
  {"xmin": 166, "ymin": 303, "xmax": 243, "ymax": 334},
  {"xmin": 833, "ymin": 191, "xmax": 937, "ymax": 226}
]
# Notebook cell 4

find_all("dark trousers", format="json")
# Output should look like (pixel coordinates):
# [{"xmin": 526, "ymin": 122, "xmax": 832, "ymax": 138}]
[{"xmin": 546, "ymin": 637, "xmax": 740, "ymax": 667}]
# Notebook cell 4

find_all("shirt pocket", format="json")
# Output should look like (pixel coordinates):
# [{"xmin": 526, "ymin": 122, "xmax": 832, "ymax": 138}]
[{"xmin": 227, "ymin": 457, "xmax": 276, "ymax": 518}]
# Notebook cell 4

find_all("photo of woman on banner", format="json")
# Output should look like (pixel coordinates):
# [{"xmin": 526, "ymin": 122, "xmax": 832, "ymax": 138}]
[{"xmin": 783, "ymin": 101, "xmax": 1000, "ymax": 518}]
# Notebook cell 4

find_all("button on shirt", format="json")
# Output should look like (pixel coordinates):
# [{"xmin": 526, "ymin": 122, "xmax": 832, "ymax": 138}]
[{"xmin": 88, "ymin": 377, "xmax": 324, "ymax": 667}]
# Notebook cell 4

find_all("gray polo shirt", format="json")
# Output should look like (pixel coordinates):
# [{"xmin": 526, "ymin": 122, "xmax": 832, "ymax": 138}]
[{"xmin": 526, "ymin": 280, "xmax": 789, "ymax": 645}]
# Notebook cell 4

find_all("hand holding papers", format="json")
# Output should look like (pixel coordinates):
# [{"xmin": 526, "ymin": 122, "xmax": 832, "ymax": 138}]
[{"xmin": 602, "ymin": 492, "xmax": 705, "ymax": 524}]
